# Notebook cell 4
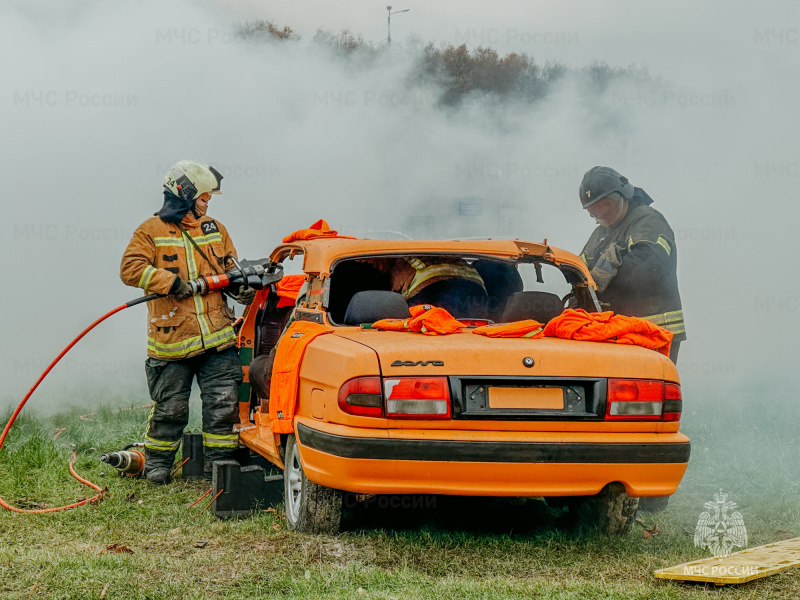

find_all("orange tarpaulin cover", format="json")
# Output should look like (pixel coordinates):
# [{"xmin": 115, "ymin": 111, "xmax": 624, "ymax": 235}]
[
  {"xmin": 372, "ymin": 304, "xmax": 466, "ymax": 336},
  {"xmin": 282, "ymin": 219, "xmax": 356, "ymax": 243},
  {"xmin": 275, "ymin": 274, "xmax": 306, "ymax": 308},
  {"xmin": 268, "ymin": 321, "xmax": 331, "ymax": 433},
  {"xmin": 472, "ymin": 320, "xmax": 545, "ymax": 338},
  {"xmin": 543, "ymin": 309, "xmax": 672, "ymax": 356}
]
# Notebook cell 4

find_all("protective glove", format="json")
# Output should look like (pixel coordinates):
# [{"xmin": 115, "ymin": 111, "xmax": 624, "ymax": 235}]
[
  {"xmin": 231, "ymin": 285, "xmax": 256, "ymax": 306},
  {"xmin": 169, "ymin": 276, "xmax": 193, "ymax": 300},
  {"xmin": 590, "ymin": 244, "xmax": 624, "ymax": 294}
]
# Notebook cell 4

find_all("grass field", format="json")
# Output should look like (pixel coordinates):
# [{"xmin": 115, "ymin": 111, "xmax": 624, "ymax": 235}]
[{"xmin": 1, "ymin": 386, "xmax": 799, "ymax": 599}]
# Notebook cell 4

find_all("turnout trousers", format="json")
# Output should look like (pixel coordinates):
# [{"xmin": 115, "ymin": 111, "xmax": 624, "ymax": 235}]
[{"xmin": 143, "ymin": 347, "xmax": 243, "ymax": 475}]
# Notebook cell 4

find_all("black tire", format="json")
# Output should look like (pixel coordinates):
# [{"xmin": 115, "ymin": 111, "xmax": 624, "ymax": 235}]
[
  {"xmin": 573, "ymin": 483, "xmax": 639, "ymax": 536},
  {"xmin": 283, "ymin": 434, "xmax": 342, "ymax": 535}
]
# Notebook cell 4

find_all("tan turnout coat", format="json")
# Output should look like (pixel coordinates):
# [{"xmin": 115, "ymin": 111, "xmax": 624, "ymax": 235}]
[{"xmin": 120, "ymin": 213, "xmax": 238, "ymax": 359}]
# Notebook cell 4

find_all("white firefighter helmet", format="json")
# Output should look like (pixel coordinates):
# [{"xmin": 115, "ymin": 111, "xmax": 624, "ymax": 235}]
[{"xmin": 163, "ymin": 160, "xmax": 223, "ymax": 202}]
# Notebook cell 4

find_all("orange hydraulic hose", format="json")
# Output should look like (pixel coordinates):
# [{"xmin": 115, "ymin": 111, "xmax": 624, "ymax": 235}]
[
  {"xmin": 171, "ymin": 456, "xmax": 191, "ymax": 477},
  {"xmin": 192, "ymin": 489, "xmax": 224, "ymax": 518},
  {"xmin": 187, "ymin": 488, "xmax": 212, "ymax": 510},
  {"xmin": 0, "ymin": 454, "xmax": 106, "ymax": 514},
  {"xmin": 0, "ymin": 294, "xmax": 160, "ymax": 514}
]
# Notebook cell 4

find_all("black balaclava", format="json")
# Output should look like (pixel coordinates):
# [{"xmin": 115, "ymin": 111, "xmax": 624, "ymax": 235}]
[{"xmin": 156, "ymin": 188, "xmax": 196, "ymax": 224}]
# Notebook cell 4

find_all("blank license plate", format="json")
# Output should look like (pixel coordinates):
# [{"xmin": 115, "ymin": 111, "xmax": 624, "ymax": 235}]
[{"xmin": 488, "ymin": 387, "xmax": 565, "ymax": 410}]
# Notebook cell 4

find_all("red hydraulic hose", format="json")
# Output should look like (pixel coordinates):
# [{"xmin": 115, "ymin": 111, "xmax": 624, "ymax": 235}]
[
  {"xmin": 186, "ymin": 488, "xmax": 212, "ymax": 510},
  {"xmin": 0, "ymin": 294, "xmax": 161, "ymax": 514},
  {"xmin": 191, "ymin": 489, "xmax": 224, "ymax": 518},
  {"xmin": 171, "ymin": 456, "xmax": 191, "ymax": 477}
]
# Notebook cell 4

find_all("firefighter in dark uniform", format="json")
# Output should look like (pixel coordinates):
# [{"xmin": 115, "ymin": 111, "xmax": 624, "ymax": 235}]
[
  {"xmin": 579, "ymin": 166, "xmax": 684, "ymax": 513},
  {"xmin": 578, "ymin": 166, "xmax": 685, "ymax": 363}
]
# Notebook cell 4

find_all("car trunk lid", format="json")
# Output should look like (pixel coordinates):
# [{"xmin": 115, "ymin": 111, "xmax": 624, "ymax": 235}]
[
  {"xmin": 333, "ymin": 329, "xmax": 671, "ymax": 380},
  {"xmin": 333, "ymin": 329, "xmax": 675, "ymax": 423}
]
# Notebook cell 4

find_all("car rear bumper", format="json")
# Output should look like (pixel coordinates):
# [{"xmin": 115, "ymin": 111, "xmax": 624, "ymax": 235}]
[{"xmin": 295, "ymin": 422, "xmax": 690, "ymax": 498}]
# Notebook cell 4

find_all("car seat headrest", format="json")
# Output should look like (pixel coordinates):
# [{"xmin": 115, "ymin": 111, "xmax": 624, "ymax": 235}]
[
  {"xmin": 342, "ymin": 290, "xmax": 411, "ymax": 325},
  {"xmin": 502, "ymin": 291, "xmax": 564, "ymax": 324}
]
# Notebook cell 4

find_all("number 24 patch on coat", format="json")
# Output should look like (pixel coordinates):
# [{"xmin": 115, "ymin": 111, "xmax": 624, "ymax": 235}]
[{"xmin": 202, "ymin": 220, "xmax": 219, "ymax": 235}]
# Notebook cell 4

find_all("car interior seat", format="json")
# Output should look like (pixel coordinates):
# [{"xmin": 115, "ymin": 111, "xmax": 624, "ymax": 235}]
[
  {"xmin": 254, "ymin": 294, "xmax": 293, "ymax": 357},
  {"xmin": 501, "ymin": 291, "xmax": 564, "ymax": 324},
  {"xmin": 473, "ymin": 259, "xmax": 524, "ymax": 322},
  {"xmin": 343, "ymin": 290, "xmax": 411, "ymax": 325},
  {"xmin": 407, "ymin": 279, "xmax": 489, "ymax": 319},
  {"xmin": 328, "ymin": 261, "xmax": 392, "ymax": 324}
]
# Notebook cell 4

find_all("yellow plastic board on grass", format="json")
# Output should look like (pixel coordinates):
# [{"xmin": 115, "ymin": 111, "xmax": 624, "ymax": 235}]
[{"xmin": 655, "ymin": 537, "xmax": 800, "ymax": 585}]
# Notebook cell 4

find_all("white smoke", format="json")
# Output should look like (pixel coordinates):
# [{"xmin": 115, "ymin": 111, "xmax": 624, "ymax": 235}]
[{"xmin": 1, "ymin": 0, "xmax": 799, "ymax": 412}]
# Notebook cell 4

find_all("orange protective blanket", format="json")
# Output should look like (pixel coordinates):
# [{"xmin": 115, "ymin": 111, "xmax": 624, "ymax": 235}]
[
  {"xmin": 543, "ymin": 309, "xmax": 672, "ymax": 356},
  {"xmin": 282, "ymin": 219, "xmax": 356, "ymax": 243},
  {"xmin": 269, "ymin": 321, "xmax": 331, "ymax": 433},
  {"xmin": 275, "ymin": 274, "xmax": 306, "ymax": 308},
  {"xmin": 372, "ymin": 305, "xmax": 466, "ymax": 336},
  {"xmin": 472, "ymin": 320, "xmax": 545, "ymax": 338}
]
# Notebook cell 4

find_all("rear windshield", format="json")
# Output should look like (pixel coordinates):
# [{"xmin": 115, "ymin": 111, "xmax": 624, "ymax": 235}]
[{"xmin": 327, "ymin": 254, "xmax": 583, "ymax": 325}]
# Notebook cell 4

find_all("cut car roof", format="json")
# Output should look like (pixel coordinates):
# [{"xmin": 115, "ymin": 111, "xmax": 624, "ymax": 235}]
[{"xmin": 270, "ymin": 237, "xmax": 593, "ymax": 281}]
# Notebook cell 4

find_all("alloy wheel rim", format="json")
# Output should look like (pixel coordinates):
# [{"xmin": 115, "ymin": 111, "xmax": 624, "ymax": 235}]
[{"xmin": 286, "ymin": 443, "xmax": 303, "ymax": 524}]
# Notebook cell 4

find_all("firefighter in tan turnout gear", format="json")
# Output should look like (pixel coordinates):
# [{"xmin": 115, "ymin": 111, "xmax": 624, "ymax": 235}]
[{"xmin": 120, "ymin": 160, "xmax": 255, "ymax": 484}]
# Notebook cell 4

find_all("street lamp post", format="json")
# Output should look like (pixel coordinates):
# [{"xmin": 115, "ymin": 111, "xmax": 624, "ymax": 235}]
[{"xmin": 387, "ymin": 6, "xmax": 409, "ymax": 46}]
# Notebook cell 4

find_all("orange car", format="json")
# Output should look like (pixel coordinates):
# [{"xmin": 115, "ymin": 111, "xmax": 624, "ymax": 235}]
[{"xmin": 235, "ymin": 238, "xmax": 689, "ymax": 535}]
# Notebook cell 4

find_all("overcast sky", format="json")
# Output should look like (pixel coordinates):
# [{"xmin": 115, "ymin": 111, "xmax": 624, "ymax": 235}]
[{"xmin": 1, "ymin": 0, "xmax": 798, "ymax": 410}]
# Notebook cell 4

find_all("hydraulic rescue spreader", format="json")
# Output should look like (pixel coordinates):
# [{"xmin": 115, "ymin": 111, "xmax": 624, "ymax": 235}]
[
  {"xmin": 185, "ymin": 256, "xmax": 280, "ymax": 296},
  {"xmin": 0, "ymin": 257, "xmax": 284, "ymax": 513},
  {"xmin": 100, "ymin": 448, "xmax": 146, "ymax": 477}
]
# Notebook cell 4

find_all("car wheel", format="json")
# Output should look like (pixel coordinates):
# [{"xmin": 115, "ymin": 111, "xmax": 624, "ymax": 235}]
[
  {"xmin": 283, "ymin": 434, "xmax": 342, "ymax": 535},
  {"xmin": 573, "ymin": 483, "xmax": 639, "ymax": 536}
]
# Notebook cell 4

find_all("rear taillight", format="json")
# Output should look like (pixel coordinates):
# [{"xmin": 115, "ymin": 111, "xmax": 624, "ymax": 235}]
[
  {"xmin": 663, "ymin": 383, "xmax": 682, "ymax": 421},
  {"xmin": 337, "ymin": 377, "xmax": 454, "ymax": 419},
  {"xmin": 338, "ymin": 377, "xmax": 383, "ymax": 417},
  {"xmin": 606, "ymin": 379, "xmax": 682, "ymax": 421},
  {"xmin": 384, "ymin": 377, "xmax": 451, "ymax": 419}
]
